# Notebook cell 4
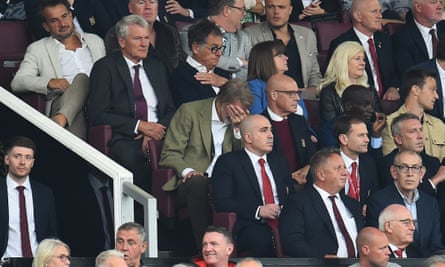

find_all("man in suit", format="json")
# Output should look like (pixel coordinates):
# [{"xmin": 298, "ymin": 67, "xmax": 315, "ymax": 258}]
[
  {"xmin": 115, "ymin": 222, "xmax": 147, "ymax": 267},
  {"xmin": 11, "ymin": 0, "xmax": 105, "ymax": 139},
  {"xmin": 329, "ymin": 0, "xmax": 400, "ymax": 101},
  {"xmin": 212, "ymin": 114, "xmax": 292, "ymax": 257},
  {"xmin": 280, "ymin": 147, "xmax": 363, "ymax": 258},
  {"xmin": 179, "ymin": 0, "xmax": 251, "ymax": 80},
  {"xmin": 262, "ymin": 73, "xmax": 317, "ymax": 190},
  {"xmin": 378, "ymin": 204, "xmax": 419, "ymax": 258},
  {"xmin": 89, "ymin": 15, "xmax": 175, "ymax": 194},
  {"xmin": 349, "ymin": 227, "xmax": 401, "ymax": 267},
  {"xmin": 0, "ymin": 136, "xmax": 57, "ymax": 258},
  {"xmin": 335, "ymin": 115, "xmax": 379, "ymax": 208},
  {"xmin": 381, "ymin": 69, "xmax": 445, "ymax": 161},
  {"xmin": 243, "ymin": 0, "xmax": 321, "ymax": 90},
  {"xmin": 159, "ymin": 79, "xmax": 252, "ymax": 250},
  {"xmin": 171, "ymin": 19, "xmax": 230, "ymax": 108},
  {"xmin": 392, "ymin": 0, "xmax": 445, "ymax": 79},
  {"xmin": 366, "ymin": 150, "xmax": 444, "ymax": 257}
]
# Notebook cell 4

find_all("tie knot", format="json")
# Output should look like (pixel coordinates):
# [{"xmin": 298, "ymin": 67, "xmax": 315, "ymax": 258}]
[
  {"xmin": 394, "ymin": 248, "xmax": 404, "ymax": 258},
  {"xmin": 328, "ymin": 195, "xmax": 337, "ymax": 201},
  {"xmin": 16, "ymin": 186, "xmax": 25, "ymax": 192},
  {"xmin": 351, "ymin": 161, "xmax": 357, "ymax": 169},
  {"xmin": 133, "ymin": 64, "xmax": 140, "ymax": 72},
  {"xmin": 258, "ymin": 158, "xmax": 266, "ymax": 167},
  {"xmin": 430, "ymin": 28, "xmax": 436, "ymax": 35}
]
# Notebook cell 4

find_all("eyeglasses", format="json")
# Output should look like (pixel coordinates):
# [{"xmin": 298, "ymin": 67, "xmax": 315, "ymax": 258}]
[
  {"xmin": 54, "ymin": 255, "xmax": 71, "ymax": 262},
  {"xmin": 275, "ymin": 90, "xmax": 301, "ymax": 97},
  {"xmin": 228, "ymin": 5, "xmax": 247, "ymax": 13},
  {"xmin": 393, "ymin": 164, "xmax": 423, "ymax": 174},
  {"xmin": 390, "ymin": 219, "xmax": 417, "ymax": 227},
  {"xmin": 202, "ymin": 44, "xmax": 226, "ymax": 54}
]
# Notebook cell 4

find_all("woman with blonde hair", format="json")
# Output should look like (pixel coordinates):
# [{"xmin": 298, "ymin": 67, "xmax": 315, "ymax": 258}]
[
  {"xmin": 319, "ymin": 41, "xmax": 378, "ymax": 122},
  {"xmin": 32, "ymin": 239, "xmax": 71, "ymax": 267}
]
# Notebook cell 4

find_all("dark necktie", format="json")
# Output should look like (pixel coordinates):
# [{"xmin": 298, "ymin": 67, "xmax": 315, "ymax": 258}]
[
  {"xmin": 258, "ymin": 158, "xmax": 278, "ymax": 228},
  {"xmin": 328, "ymin": 195, "xmax": 355, "ymax": 258},
  {"xmin": 100, "ymin": 186, "xmax": 114, "ymax": 246},
  {"xmin": 430, "ymin": 29, "xmax": 438, "ymax": 58},
  {"xmin": 347, "ymin": 162, "xmax": 359, "ymax": 201},
  {"xmin": 367, "ymin": 38, "xmax": 384, "ymax": 97},
  {"xmin": 394, "ymin": 248, "xmax": 404, "ymax": 258},
  {"xmin": 133, "ymin": 65, "xmax": 147, "ymax": 121},
  {"xmin": 17, "ymin": 186, "xmax": 32, "ymax": 257}
]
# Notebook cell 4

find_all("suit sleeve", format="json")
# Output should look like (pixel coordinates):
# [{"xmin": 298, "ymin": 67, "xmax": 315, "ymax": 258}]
[{"xmin": 364, "ymin": 193, "xmax": 381, "ymax": 227}]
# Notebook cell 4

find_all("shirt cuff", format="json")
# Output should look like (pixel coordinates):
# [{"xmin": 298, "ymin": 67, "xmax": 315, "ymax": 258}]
[
  {"xmin": 182, "ymin": 168, "xmax": 195, "ymax": 178},
  {"xmin": 370, "ymin": 137, "xmax": 382, "ymax": 149},
  {"xmin": 428, "ymin": 179, "xmax": 437, "ymax": 190},
  {"xmin": 134, "ymin": 120, "xmax": 141, "ymax": 134},
  {"xmin": 188, "ymin": 9, "xmax": 194, "ymax": 18},
  {"xmin": 255, "ymin": 206, "xmax": 261, "ymax": 220}
]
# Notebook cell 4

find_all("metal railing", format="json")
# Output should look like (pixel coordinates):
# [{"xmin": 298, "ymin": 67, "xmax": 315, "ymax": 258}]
[{"xmin": 0, "ymin": 88, "xmax": 157, "ymax": 257}]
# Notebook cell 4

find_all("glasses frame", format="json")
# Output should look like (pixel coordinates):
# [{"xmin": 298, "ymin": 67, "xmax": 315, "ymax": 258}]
[
  {"xmin": 227, "ymin": 5, "xmax": 247, "ymax": 13},
  {"xmin": 274, "ymin": 90, "xmax": 302, "ymax": 98},
  {"xmin": 393, "ymin": 164, "xmax": 423, "ymax": 174},
  {"xmin": 201, "ymin": 43, "xmax": 226, "ymax": 54},
  {"xmin": 390, "ymin": 219, "xmax": 417, "ymax": 227}
]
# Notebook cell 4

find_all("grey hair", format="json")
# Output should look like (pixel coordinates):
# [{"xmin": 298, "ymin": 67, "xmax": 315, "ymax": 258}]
[
  {"xmin": 236, "ymin": 257, "xmax": 263, "ymax": 267},
  {"xmin": 390, "ymin": 113, "xmax": 420, "ymax": 137},
  {"xmin": 95, "ymin": 250, "xmax": 124, "ymax": 267},
  {"xmin": 423, "ymin": 255, "xmax": 445, "ymax": 267},
  {"xmin": 117, "ymin": 222, "xmax": 146, "ymax": 242},
  {"xmin": 115, "ymin": 14, "xmax": 148, "ymax": 39}
]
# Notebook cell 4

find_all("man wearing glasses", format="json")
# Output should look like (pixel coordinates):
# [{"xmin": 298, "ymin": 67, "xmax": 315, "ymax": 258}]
[
  {"xmin": 170, "ymin": 19, "xmax": 231, "ymax": 108},
  {"xmin": 366, "ymin": 150, "xmax": 444, "ymax": 257}
]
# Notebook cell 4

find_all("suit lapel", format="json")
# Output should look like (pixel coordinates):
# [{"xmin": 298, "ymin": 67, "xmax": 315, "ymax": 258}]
[
  {"xmin": 310, "ymin": 187, "xmax": 337, "ymax": 238},
  {"xmin": 45, "ymin": 38, "xmax": 63, "ymax": 78},
  {"xmin": 240, "ymin": 151, "xmax": 263, "ymax": 201},
  {"xmin": 199, "ymin": 99, "xmax": 214, "ymax": 159},
  {"xmin": 291, "ymin": 24, "xmax": 308, "ymax": 86},
  {"xmin": 0, "ymin": 180, "xmax": 8, "ymax": 252},
  {"xmin": 115, "ymin": 54, "xmax": 136, "ymax": 116}
]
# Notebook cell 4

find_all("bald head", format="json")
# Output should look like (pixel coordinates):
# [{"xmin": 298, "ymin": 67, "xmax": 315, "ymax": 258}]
[
  {"xmin": 356, "ymin": 227, "xmax": 391, "ymax": 267},
  {"xmin": 266, "ymin": 74, "xmax": 300, "ymax": 117},
  {"xmin": 357, "ymin": 227, "xmax": 388, "ymax": 249},
  {"xmin": 240, "ymin": 115, "xmax": 274, "ymax": 156}
]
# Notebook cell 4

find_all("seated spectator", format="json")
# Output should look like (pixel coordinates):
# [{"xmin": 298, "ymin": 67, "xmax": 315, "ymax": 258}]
[
  {"xmin": 280, "ymin": 147, "xmax": 363, "ymax": 258},
  {"xmin": 378, "ymin": 204, "xmax": 418, "ymax": 257},
  {"xmin": 423, "ymin": 255, "xmax": 445, "ymax": 267},
  {"xmin": 290, "ymin": 0, "xmax": 341, "ymax": 22},
  {"xmin": 381, "ymin": 69, "xmax": 445, "ymax": 161},
  {"xmin": 89, "ymin": 15, "xmax": 175, "ymax": 194},
  {"xmin": 115, "ymin": 222, "xmax": 147, "ymax": 267},
  {"xmin": 349, "ymin": 227, "xmax": 401, "ymax": 267},
  {"xmin": 367, "ymin": 150, "xmax": 444, "ymax": 257},
  {"xmin": 263, "ymin": 73, "xmax": 316, "ymax": 190},
  {"xmin": 179, "ymin": 0, "xmax": 251, "ymax": 80},
  {"xmin": 171, "ymin": 19, "xmax": 230, "ymax": 108},
  {"xmin": 320, "ymin": 41, "xmax": 375, "ymax": 122},
  {"xmin": 212, "ymin": 114, "xmax": 292, "ymax": 257},
  {"xmin": 160, "ymin": 79, "xmax": 252, "ymax": 251},
  {"xmin": 379, "ymin": 0, "xmax": 411, "ymax": 20},
  {"xmin": 247, "ymin": 40, "xmax": 308, "ymax": 119},
  {"xmin": 32, "ymin": 239, "xmax": 70, "ymax": 267},
  {"xmin": 244, "ymin": 0, "xmax": 322, "ymax": 91},
  {"xmin": 105, "ymin": 0, "xmax": 182, "ymax": 73},
  {"xmin": 95, "ymin": 250, "xmax": 126, "ymax": 267},
  {"xmin": 11, "ymin": 0, "xmax": 105, "ymax": 139},
  {"xmin": 236, "ymin": 258, "xmax": 263, "ymax": 267}
]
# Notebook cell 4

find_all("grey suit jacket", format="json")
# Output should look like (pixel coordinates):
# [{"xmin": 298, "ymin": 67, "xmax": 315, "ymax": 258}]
[
  {"xmin": 243, "ymin": 22, "xmax": 321, "ymax": 88},
  {"xmin": 179, "ymin": 23, "xmax": 251, "ymax": 80},
  {"xmin": 11, "ymin": 33, "xmax": 105, "ymax": 97},
  {"xmin": 160, "ymin": 98, "xmax": 241, "ymax": 190}
]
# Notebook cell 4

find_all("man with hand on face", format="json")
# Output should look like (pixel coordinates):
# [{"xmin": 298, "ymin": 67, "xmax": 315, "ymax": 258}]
[
  {"xmin": 115, "ymin": 222, "xmax": 147, "ymax": 267},
  {"xmin": 160, "ymin": 79, "xmax": 252, "ymax": 251}
]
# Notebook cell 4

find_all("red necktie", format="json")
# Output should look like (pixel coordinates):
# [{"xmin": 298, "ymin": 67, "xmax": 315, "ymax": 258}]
[
  {"xmin": 133, "ymin": 65, "xmax": 147, "ymax": 121},
  {"xmin": 328, "ymin": 195, "xmax": 355, "ymax": 258},
  {"xmin": 258, "ymin": 158, "xmax": 278, "ymax": 228},
  {"xmin": 394, "ymin": 248, "xmax": 404, "ymax": 258},
  {"xmin": 367, "ymin": 38, "xmax": 384, "ymax": 97},
  {"xmin": 347, "ymin": 162, "xmax": 359, "ymax": 201},
  {"xmin": 430, "ymin": 29, "xmax": 438, "ymax": 58},
  {"xmin": 17, "ymin": 186, "xmax": 32, "ymax": 257}
]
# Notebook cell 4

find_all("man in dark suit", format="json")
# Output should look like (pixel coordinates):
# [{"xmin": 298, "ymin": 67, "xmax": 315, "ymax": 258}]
[
  {"xmin": 335, "ymin": 115, "xmax": 379, "ymax": 208},
  {"xmin": 280, "ymin": 147, "xmax": 363, "ymax": 258},
  {"xmin": 262, "ymin": 74, "xmax": 317, "ymax": 190},
  {"xmin": 0, "ymin": 136, "xmax": 57, "ymax": 258},
  {"xmin": 212, "ymin": 114, "xmax": 292, "ymax": 257},
  {"xmin": 367, "ymin": 150, "xmax": 444, "ymax": 257},
  {"xmin": 89, "ymin": 15, "xmax": 176, "ymax": 193},
  {"xmin": 329, "ymin": 0, "xmax": 400, "ymax": 101},
  {"xmin": 392, "ymin": 0, "xmax": 445, "ymax": 80}
]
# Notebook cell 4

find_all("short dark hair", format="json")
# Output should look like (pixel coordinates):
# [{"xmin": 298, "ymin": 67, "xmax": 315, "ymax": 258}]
[
  {"xmin": 400, "ymin": 69, "xmax": 436, "ymax": 102},
  {"xmin": 390, "ymin": 113, "xmax": 420, "ymax": 137},
  {"xmin": 39, "ymin": 0, "xmax": 71, "ymax": 22},
  {"xmin": 217, "ymin": 79, "xmax": 253, "ymax": 109},
  {"xmin": 334, "ymin": 115, "xmax": 366, "ymax": 139},
  {"xmin": 204, "ymin": 225, "xmax": 233, "ymax": 244},
  {"xmin": 341, "ymin": 84, "xmax": 374, "ymax": 109},
  {"xmin": 5, "ymin": 136, "xmax": 36, "ymax": 155},
  {"xmin": 208, "ymin": 0, "xmax": 235, "ymax": 16},
  {"xmin": 187, "ymin": 19, "xmax": 222, "ymax": 51},
  {"xmin": 247, "ymin": 40, "xmax": 286, "ymax": 81},
  {"xmin": 309, "ymin": 147, "xmax": 340, "ymax": 180}
]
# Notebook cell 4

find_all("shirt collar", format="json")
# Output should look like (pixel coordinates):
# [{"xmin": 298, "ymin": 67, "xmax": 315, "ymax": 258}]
[
  {"xmin": 414, "ymin": 19, "xmax": 437, "ymax": 37},
  {"xmin": 267, "ymin": 107, "xmax": 285, "ymax": 121},
  {"xmin": 186, "ymin": 55, "xmax": 213, "ymax": 73},
  {"xmin": 6, "ymin": 175, "xmax": 31, "ymax": 191},
  {"xmin": 244, "ymin": 147, "xmax": 266, "ymax": 164},
  {"xmin": 53, "ymin": 31, "xmax": 86, "ymax": 48},
  {"xmin": 123, "ymin": 55, "xmax": 143, "ymax": 70},
  {"xmin": 313, "ymin": 184, "xmax": 340, "ymax": 199},
  {"xmin": 394, "ymin": 183, "xmax": 420, "ymax": 204},
  {"xmin": 340, "ymin": 150, "xmax": 360, "ymax": 168},
  {"xmin": 353, "ymin": 26, "xmax": 374, "ymax": 41}
]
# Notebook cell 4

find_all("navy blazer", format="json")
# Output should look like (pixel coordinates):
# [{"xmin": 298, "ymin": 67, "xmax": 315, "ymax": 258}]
[
  {"xmin": 212, "ymin": 150, "xmax": 292, "ymax": 236},
  {"xmin": 366, "ymin": 183, "xmax": 444, "ymax": 257},
  {"xmin": 0, "ymin": 178, "xmax": 58, "ymax": 257},
  {"xmin": 328, "ymin": 28, "xmax": 400, "ymax": 93},
  {"xmin": 279, "ymin": 186, "xmax": 363, "ymax": 258},
  {"xmin": 353, "ymin": 154, "xmax": 379, "ymax": 206}
]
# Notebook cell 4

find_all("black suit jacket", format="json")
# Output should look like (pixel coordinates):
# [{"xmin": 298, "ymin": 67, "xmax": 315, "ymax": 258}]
[
  {"xmin": 262, "ymin": 110, "xmax": 317, "ymax": 171},
  {"xmin": 0, "ymin": 178, "xmax": 58, "ymax": 257},
  {"xmin": 157, "ymin": 0, "xmax": 208, "ymax": 25},
  {"xmin": 328, "ymin": 28, "xmax": 400, "ymax": 93},
  {"xmin": 392, "ymin": 19, "xmax": 445, "ymax": 79},
  {"xmin": 279, "ymin": 186, "xmax": 363, "ymax": 258},
  {"xmin": 211, "ymin": 150, "xmax": 292, "ymax": 237},
  {"xmin": 290, "ymin": 0, "xmax": 340, "ymax": 22},
  {"xmin": 366, "ymin": 183, "xmax": 444, "ymax": 257},
  {"xmin": 89, "ymin": 52, "xmax": 176, "ymax": 144},
  {"xmin": 353, "ymin": 154, "xmax": 379, "ymax": 206}
]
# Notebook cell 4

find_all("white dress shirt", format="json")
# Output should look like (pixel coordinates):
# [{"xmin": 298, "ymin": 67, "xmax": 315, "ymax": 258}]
[{"xmin": 414, "ymin": 19, "xmax": 437, "ymax": 59}]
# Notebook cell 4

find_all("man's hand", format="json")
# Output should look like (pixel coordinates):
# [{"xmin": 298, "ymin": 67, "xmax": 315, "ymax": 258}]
[
  {"xmin": 141, "ymin": 135, "xmax": 152, "ymax": 155},
  {"xmin": 382, "ymin": 87, "xmax": 400, "ymax": 101},
  {"xmin": 47, "ymin": 78, "xmax": 70, "ymax": 91},
  {"xmin": 137, "ymin": 121, "xmax": 166, "ymax": 140},
  {"xmin": 371, "ymin": 112, "xmax": 386, "ymax": 137},
  {"xmin": 292, "ymin": 165, "xmax": 310, "ymax": 184},
  {"xmin": 165, "ymin": 0, "xmax": 190, "ymax": 17},
  {"xmin": 259, "ymin": 204, "xmax": 281, "ymax": 219},
  {"xmin": 430, "ymin": 166, "xmax": 445, "ymax": 186},
  {"xmin": 226, "ymin": 104, "xmax": 249, "ymax": 126},
  {"xmin": 194, "ymin": 72, "xmax": 228, "ymax": 87},
  {"xmin": 302, "ymin": 1, "xmax": 325, "ymax": 16},
  {"xmin": 182, "ymin": 170, "xmax": 204, "ymax": 183}
]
